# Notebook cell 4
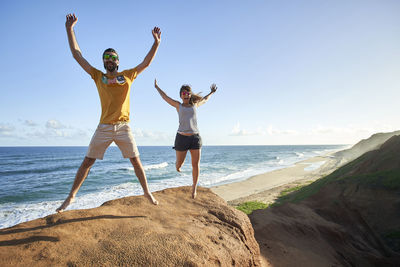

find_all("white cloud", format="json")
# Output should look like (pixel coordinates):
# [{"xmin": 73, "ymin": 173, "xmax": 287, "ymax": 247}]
[
  {"xmin": 230, "ymin": 122, "xmax": 253, "ymax": 136},
  {"xmin": 29, "ymin": 128, "xmax": 90, "ymax": 140},
  {"xmin": 226, "ymin": 122, "xmax": 400, "ymax": 145},
  {"xmin": 231, "ymin": 123, "xmax": 298, "ymax": 136},
  {"xmin": 0, "ymin": 124, "xmax": 15, "ymax": 137},
  {"xmin": 310, "ymin": 125, "xmax": 355, "ymax": 134},
  {"xmin": 230, "ymin": 122, "xmax": 400, "ymax": 140},
  {"xmin": 133, "ymin": 128, "xmax": 170, "ymax": 141},
  {"xmin": 266, "ymin": 126, "xmax": 298, "ymax": 135},
  {"xmin": 134, "ymin": 128, "xmax": 155, "ymax": 138},
  {"xmin": 46, "ymin": 119, "xmax": 66, "ymax": 129},
  {"xmin": 22, "ymin": 119, "xmax": 91, "ymax": 142},
  {"xmin": 24, "ymin": 120, "xmax": 38, "ymax": 127},
  {"xmin": 309, "ymin": 124, "xmax": 398, "ymax": 136}
]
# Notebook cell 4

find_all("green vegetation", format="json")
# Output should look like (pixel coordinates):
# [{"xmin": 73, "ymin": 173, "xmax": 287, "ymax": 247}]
[
  {"xmin": 343, "ymin": 170, "xmax": 400, "ymax": 189},
  {"xmin": 274, "ymin": 176, "xmax": 333, "ymax": 205},
  {"xmin": 236, "ymin": 201, "xmax": 269, "ymax": 215},
  {"xmin": 385, "ymin": 230, "xmax": 400, "ymax": 239},
  {"xmin": 274, "ymin": 165, "xmax": 400, "ymax": 205},
  {"xmin": 279, "ymin": 185, "xmax": 305, "ymax": 197},
  {"xmin": 273, "ymin": 158, "xmax": 366, "ymax": 204}
]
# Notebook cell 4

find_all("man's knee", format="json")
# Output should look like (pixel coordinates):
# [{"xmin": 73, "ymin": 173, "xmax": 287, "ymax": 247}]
[
  {"xmin": 82, "ymin": 157, "xmax": 96, "ymax": 168},
  {"xmin": 130, "ymin": 156, "xmax": 142, "ymax": 167}
]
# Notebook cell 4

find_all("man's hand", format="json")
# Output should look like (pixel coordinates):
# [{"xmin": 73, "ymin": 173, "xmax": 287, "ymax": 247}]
[
  {"xmin": 66, "ymin": 13, "xmax": 77, "ymax": 29},
  {"xmin": 152, "ymin": 27, "xmax": 161, "ymax": 44}
]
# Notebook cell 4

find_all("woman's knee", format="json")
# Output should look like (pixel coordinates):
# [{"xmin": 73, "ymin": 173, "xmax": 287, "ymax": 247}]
[
  {"xmin": 192, "ymin": 165, "xmax": 199, "ymax": 171},
  {"xmin": 191, "ymin": 156, "xmax": 200, "ymax": 168}
]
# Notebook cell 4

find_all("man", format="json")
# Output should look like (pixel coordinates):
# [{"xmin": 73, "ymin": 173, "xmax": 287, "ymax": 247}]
[{"xmin": 57, "ymin": 13, "xmax": 160, "ymax": 212}]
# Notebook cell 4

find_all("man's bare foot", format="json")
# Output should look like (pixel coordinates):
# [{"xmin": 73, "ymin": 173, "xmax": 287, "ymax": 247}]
[
  {"xmin": 176, "ymin": 167, "xmax": 181, "ymax": 172},
  {"xmin": 192, "ymin": 186, "xmax": 197, "ymax": 199},
  {"xmin": 56, "ymin": 196, "xmax": 75, "ymax": 213},
  {"xmin": 144, "ymin": 192, "xmax": 159, "ymax": 205}
]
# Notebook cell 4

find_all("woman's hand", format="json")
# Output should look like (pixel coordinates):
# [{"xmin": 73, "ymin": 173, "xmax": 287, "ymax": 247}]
[
  {"xmin": 152, "ymin": 27, "xmax": 161, "ymax": 44},
  {"xmin": 210, "ymin": 83, "xmax": 217, "ymax": 93}
]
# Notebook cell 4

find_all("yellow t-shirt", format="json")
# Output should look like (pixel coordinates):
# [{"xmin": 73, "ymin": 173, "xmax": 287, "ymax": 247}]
[{"xmin": 90, "ymin": 67, "xmax": 138, "ymax": 124}]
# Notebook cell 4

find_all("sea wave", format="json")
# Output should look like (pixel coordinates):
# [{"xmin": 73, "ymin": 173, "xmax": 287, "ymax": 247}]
[
  {"xmin": 0, "ymin": 165, "xmax": 77, "ymax": 177},
  {"xmin": 144, "ymin": 162, "xmax": 169, "ymax": 171},
  {"xmin": 201, "ymin": 169, "xmax": 254, "ymax": 186},
  {"xmin": 118, "ymin": 162, "xmax": 169, "ymax": 172}
]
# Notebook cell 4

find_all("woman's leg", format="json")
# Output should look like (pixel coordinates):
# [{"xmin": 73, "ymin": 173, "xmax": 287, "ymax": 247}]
[
  {"xmin": 175, "ymin": 150, "xmax": 188, "ymax": 172},
  {"xmin": 189, "ymin": 149, "xmax": 201, "ymax": 199}
]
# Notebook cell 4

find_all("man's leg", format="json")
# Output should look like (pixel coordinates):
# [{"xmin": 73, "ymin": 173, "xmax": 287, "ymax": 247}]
[
  {"xmin": 189, "ymin": 149, "xmax": 201, "ymax": 199},
  {"xmin": 175, "ymin": 150, "xmax": 188, "ymax": 172},
  {"xmin": 115, "ymin": 124, "xmax": 158, "ymax": 204},
  {"xmin": 129, "ymin": 157, "xmax": 159, "ymax": 205},
  {"xmin": 56, "ymin": 156, "xmax": 96, "ymax": 213}
]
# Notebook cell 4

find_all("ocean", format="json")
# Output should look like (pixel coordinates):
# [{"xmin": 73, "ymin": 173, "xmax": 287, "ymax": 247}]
[{"xmin": 0, "ymin": 145, "xmax": 346, "ymax": 228}]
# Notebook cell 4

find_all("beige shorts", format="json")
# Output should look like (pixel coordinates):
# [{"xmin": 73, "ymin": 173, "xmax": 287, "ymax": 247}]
[{"xmin": 86, "ymin": 123, "xmax": 140, "ymax": 160}]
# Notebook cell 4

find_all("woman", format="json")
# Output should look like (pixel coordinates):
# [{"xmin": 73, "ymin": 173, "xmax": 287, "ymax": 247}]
[{"xmin": 154, "ymin": 79, "xmax": 217, "ymax": 198}]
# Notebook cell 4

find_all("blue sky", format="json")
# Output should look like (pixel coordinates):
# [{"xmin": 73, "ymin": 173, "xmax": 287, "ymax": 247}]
[{"xmin": 1, "ymin": 0, "xmax": 399, "ymax": 146}]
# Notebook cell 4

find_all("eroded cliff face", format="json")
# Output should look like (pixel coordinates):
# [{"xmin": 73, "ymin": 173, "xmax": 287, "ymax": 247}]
[
  {"xmin": 0, "ymin": 187, "xmax": 261, "ymax": 267},
  {"xmin": 334, "ymin": 130, "xmax": 400, "ymax": 164},
  {"xmin": 250, "ymin": 135, "xmax": 400, "ymax": 267}
]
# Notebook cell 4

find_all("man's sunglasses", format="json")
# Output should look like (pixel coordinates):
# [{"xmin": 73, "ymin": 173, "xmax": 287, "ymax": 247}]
[{"xmin": 103, "ymin": 54, "xmax": 119, "ymax": 61}]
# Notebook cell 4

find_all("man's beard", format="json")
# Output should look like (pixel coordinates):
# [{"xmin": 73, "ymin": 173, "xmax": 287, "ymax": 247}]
[{"xmin": 104, "ymin": 62, "xmax": 118, "ymax": 72}]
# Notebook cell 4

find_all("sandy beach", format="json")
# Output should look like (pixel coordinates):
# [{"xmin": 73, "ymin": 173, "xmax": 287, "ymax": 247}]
[{"xmin": 211, "ymin": 153, "xmax": 343, "ymax": 206}]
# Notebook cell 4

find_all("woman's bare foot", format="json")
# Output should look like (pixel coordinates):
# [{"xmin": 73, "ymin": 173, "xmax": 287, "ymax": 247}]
[
  {"xmin": 144, "ymin": 192, "xmax": 159, "ymax": 205},
  {"xmin": 191, "ymin": 185, "xmax": 197, "ymax": 199},
  {"xmin": 56, "ymin": 195, "xmax": 75, "ymax": 213}
]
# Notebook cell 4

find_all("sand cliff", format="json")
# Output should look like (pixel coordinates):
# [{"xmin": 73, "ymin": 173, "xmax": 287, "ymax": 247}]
[{"xmin": 0, "ymin": 187, "xmax": 260, "ymax": 266}]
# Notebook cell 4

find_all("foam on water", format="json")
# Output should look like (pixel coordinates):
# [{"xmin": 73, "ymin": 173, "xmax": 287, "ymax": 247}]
[
  {"xmin": 0, "ymin": 182, "xmax": 154, "ymax": 229},
  {"xmin": 119, "ymin": 162, "xmax": 169, "ymax": 172},
  {"xmin": 144, "ymin": 162, "xmax": 168, "ymax": 171}
]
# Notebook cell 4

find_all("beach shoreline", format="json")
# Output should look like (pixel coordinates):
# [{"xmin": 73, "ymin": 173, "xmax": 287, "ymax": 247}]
[{"xmin": 211, "ymin": 152, "xmax": 343, "ymax": 206}]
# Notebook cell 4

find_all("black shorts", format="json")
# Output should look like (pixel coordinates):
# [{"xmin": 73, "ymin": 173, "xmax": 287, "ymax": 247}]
[{"xmin": 173, "ymin": 133, "xmax": 202, "ymax": 151}]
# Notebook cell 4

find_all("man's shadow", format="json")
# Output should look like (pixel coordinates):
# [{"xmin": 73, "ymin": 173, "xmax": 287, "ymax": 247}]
[{"xmin": 0, "ymin": 214, "xmax": 146, "ymax": 246}]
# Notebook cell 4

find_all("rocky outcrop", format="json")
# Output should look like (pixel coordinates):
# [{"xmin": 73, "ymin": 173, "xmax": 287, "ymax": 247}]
[{"xmin": 0, "ymin": 187, "xmax": 261, "ymax": 266}]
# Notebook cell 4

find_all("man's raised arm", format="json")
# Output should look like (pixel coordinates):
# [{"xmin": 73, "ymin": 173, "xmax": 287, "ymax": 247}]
[
  {"xmin": 66, "ymin": 13, "xmax": 93, "ymax": 75},
  {"xmin": 135, "ymin": 27, "xmax": 161, "ymax": 75}
]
